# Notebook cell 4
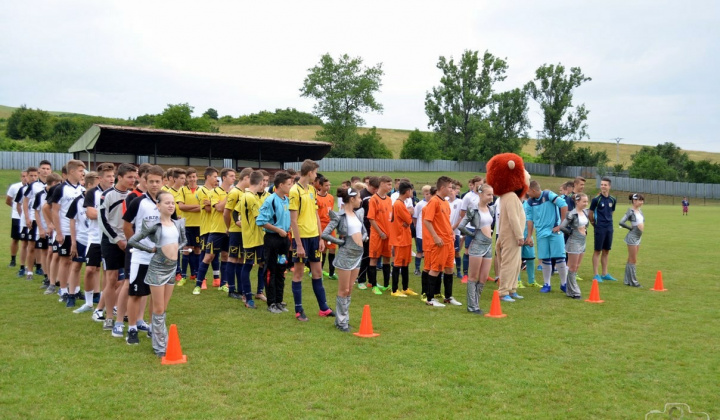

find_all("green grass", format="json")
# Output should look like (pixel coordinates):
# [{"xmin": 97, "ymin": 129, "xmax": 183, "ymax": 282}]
[{"xmin": 0, "ymin": 167, "xmax": 717, "ymax": 418}]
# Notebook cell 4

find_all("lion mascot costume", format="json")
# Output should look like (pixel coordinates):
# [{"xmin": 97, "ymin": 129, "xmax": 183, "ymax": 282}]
[{"xmin": 485, "ymin": 153, "xmax": 531, "ymax": 298}]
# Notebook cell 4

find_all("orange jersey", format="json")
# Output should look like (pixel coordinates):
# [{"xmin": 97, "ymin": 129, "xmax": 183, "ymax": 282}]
[
  {"xmin": 390, "ymin": 198, "xmax": 412, "ymax": 247},
  {"xmin": 423, "ymin": 195, "xmax": 453, "ymax": 243},
  {"xmin": 316, "ymin": 192, "xmax": 335, "ymax": 228},
  {"xmin": 367, "ymin": 193, "xmax": 392, "ymax": 236}
]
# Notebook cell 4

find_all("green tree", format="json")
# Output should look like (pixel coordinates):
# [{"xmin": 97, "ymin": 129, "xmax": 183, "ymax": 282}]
[
  {"xmin": 685, "ymin": 160, "xmax": 720, "ymax": 184},
  {"xmin": 355, "ymin": 128, "xmax": 392, "ymax": 158},
  {"xmin": 5, "ymin": 104, "xmax": 28, "ymax": 139},
  {"xmin": 300, "ymin": 53, "xmax": 384, "ymax": 155},
  {"xmin": 556, "ymin": 146, "xmax": 609, "ymax": 168},
  {"xmin": 203, "ymin": 108, "xmax": 219, "ymax": 120},
  {"xmin": 425, "ymin": 50, "xmax": 508, "ymax": 161},
  {"xmin": 628, "ymin": 153, "xmax": 678, "ymax": 181},
  {"xmin": 154, "ymin": 103, "xmax": 217, "ymax": 132},
  {"xmin": 6, "ymin": 105, "xmax": 52, "ymax": 141},
  {"xmin": 525, "ymin": 63, "xmax": 591, "ymax": 175},
  {"xmin": 400, "ymin": 129, "xmax": 442, "ymax": 162},
  {"xmin": 482, "ymin": 88, "xmax": 531, "ymax": 159}
]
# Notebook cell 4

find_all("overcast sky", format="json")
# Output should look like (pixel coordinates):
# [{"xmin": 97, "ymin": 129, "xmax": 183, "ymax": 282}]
[{"xmin": 1, "ymin": 0, "xmax": 718, "ymax": 153}]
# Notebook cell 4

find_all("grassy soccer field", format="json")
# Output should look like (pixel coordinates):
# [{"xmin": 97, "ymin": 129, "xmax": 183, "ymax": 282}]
[{"xmin": 0, "ymin": 169, "xmax": 716, "ymax": 419}]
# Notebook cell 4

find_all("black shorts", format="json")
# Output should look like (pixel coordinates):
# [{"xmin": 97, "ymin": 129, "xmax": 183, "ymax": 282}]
[
  {"xmin": 204, "ymin": 233, "xmax": 228, "ymax": 255},
  {"xmin": 72, "ymin": 242, "xmax": 88, "ymax": 264},
  {"xmin": 228, "ymin": 232, "xmax": 244, "ymax": 259},
  {"xmin": 129, "ymin": 263, "xmax": 151, "ymax": 296},
  {"xmin": 124, "ymin": 245, "xmax": 133, "ymax": 281},
  {"xmin": 26, "ymin": 221, "xmax": 37, "ymax": 241},
  {"xmin": 593, "ymin": 226, "xmax": 613, "ymax": 252},
  {"xmin": 52, "ymin": 240, "xmax": 59, "ymax": 254},
  {"xmin": 57, "ymin": 235, "xmax": 72, "ymax": 257},
  {"xmin": 101, "ymin": 242, "xmax": 126, "ymax": 271},
  {"xmin": 244, "ymin": 245, "xmax": 265, "ymax": 264},
  {"xmin": 291, "ymin": 236, "xmax": 321, "ymax": 263},
  {"xmin": 86, "ymin": 243, "xmax": 102, "ymax": 267},
  {"xmin": 35, "ymin": 235, "xmax": 49, "ymax": 250},
  {"xmin": 185, "ymin": 226, "xmax": 201, "ymax": 248},
  {"xmin": 19, "ymin": 227, "xmax": 29, "ymax": 241},
  {"xmin": 200, "ymin": 233, "xmax": 208, "ymax": 251},
  {"xmin": 10, "ymin": 218, "xmax": 21, "ymax": 240}
]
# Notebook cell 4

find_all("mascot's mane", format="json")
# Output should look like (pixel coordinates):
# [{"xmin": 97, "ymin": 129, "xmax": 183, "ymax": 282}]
[{"xmin": 485, "ymin": 153, "xmax": 529, "ymax": 199}]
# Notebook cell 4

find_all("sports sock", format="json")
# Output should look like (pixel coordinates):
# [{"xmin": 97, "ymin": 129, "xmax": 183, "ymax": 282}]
[
  {"xmin": 443, "ymin": 273, "xmax": 454, "ymax": 298},
  {"xmin": 527, "ymin": 260, "xmax": 536, "ymax": 284},
  {"xmin": 35, "ymin": 263, "xmax": 42, "ymax": 272},
  {"xmin": 224, "ymin": 261, "xmax": 236, "ymax": 292},
  {"xmin": 74, "ymin": 286, "xmax": 80, "ymax": 294},
  {"xmin": 462, "ymin": 253, "xmax": 469, "ymax": 275},
  {"xmin": 20, "ymin": 265, "xmax": 25, "ymax": 270},
  {"xmin": 391, "ymin": 266, "xmax": 400, "ymax": 292},
  {"xmin": 427, "ymin": 274, "xmax": 439, "ymax": 301},
  {"xmin": 292, "ymin": 281, "xmax": 303, "ymax": 312},
  {"xmin": 320, "ymin": 253, "xmax": 326, "ymax": 270},
  {"xmin": 421, "ymin": 271, "xmax": 428, "ymax": 296},
  {"xmin": 368, "ymin": 265, "xmax": 377, "ymax": 287},
  {"xmin": 128, "ymin": 325, "xmax": 137, "ymax": 332},
  {"xmin": 60, "ymin": 287, "xmax": 68, "ymax": 295},
  {"xmin": 10, "ymin": 256, "xmax": 15, "ymax": 263},
  {"xmin": 455, "ymin": 257, "xmax": 461, "ymax": 275},
  {"xmin": 85, "ymin": 291, "xmax": 94, "ymax": 303},
  {"xmin": 241, "ymin": 263, "xmax": 254, "ymax": 299},
  {"xmin": 401, "ymin": 266, "xmax": 409, "ymax": 290},
  {"xmin": 196, "ymin": 261, "xmax": 209, "ymax": 287},
  {"xmin": 556, "ymin": 260, "xmax": 568, "ymax": 286},
  {"xmin": 382, "ymin": 264, "xmax": 391, "ymax": 287},
  {"xmin": 257, "ymin": 265, "xmax": 265, "ymax": 294},
  {"xmin": 542, "ymin": 261, "xmax": 552, "ymax": 285},
  {"xmin": 414, "ymin": 256, "xmax": 421, "ymax": 271},
  {"xmin": 181, "ymin": 254, "xmax": 189, "ymax": 277},
  {"xmin": 328, "ymin": 254, "xmax": 335, "ymax": 276},
  {"xmin": 190, "ymin": 253, "xmax": 199, "ymax": 277},
  {"xmin": 311, "ymin": 278, "xmax": 329, "ymax": 311},
  {"xmin": 235, "ymin": 263, "xmax": 244, "ymax": 294}
]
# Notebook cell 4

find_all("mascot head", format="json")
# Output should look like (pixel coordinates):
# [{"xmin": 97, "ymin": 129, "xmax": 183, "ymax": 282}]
[{"xmin": 485, "ymin": 153, "xmax": 530, "ymax": 198}]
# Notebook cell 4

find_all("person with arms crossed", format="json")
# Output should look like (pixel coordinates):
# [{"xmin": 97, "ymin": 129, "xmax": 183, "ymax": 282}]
[{"xmin": 589, "ymin": 177, "xmax": 618, "ymax": 282}]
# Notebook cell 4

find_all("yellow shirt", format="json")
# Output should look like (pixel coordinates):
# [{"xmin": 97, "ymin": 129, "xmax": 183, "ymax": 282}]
[
  {"xmin": 225, "ymin": 186, "xmax": 243, "ymax": 233},
  {"xmin": 235, "ymin": 189, "xmax": 264, "ymax": 248},
  {"xmin": 208, "ymin": 186, "xmax": 228, "ymax": 234},
  {"xmin": 178, "ymin": 186, "xmax": 201, "ymax": 227},
  {"xmin": 196, "ymin": 186, "xmax": 212, "ymax": 236},
  {"xmin": 288, "ymin": 182, "xmax": 319, "ymax": 238},
  {"xmin": 168, "ymin": 187, "xmax": 183, "ymax": 219}
]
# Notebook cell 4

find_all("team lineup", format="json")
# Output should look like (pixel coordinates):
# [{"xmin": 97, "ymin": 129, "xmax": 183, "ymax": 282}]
[{"xmin": 7, "ymin": 153, "xmax": 650, "ymax": 356}]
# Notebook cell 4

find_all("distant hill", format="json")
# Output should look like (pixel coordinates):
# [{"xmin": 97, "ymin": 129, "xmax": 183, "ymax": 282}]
[{"xmin": 1, "ymin": 104, "xmax": 718, "ymax": 165}]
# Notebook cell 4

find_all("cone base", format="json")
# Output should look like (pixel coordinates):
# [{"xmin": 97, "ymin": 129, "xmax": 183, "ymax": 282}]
[
  {"xmin": 161, "ymin": 355, "xmax": 187, "ymax": 365},
  {"xmin": 584, "ymin": 299, "xmax": 604, "ymax": 303},
  {"xmin": 353, "ymin": 332, "xmax": 380, "ymax": 338},
  {"xmin": 650, "ymin": 288, "xmax": 667, "ymax": 292},
  {"xmin": 484, "ymin": 313, "xmax": 507, "ymax": 318}
]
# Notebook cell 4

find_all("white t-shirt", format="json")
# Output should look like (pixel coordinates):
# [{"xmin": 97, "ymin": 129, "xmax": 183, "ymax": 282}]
[
  {"xmin": 494, "ymin": 197, "xmax": 501, "ymax": 235},
  {"xmin": 460, "ymin": 191, "xmax": 480, "ymax": 229},
  {"xmin": 448, "ymin": 197, "xmax": 462, "ymax": 236},
  {"xmin": 7, "ymin": 182, "xmax": 23, "ymax": 219},
  {"xmin": 413, "ymin": 199, "xmax": 428, "ymax": 239}
]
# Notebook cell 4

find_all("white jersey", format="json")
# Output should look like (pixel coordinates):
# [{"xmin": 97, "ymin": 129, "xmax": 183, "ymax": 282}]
[
  {"xmin": 33, "ymin": 189, "xmax": 50, "ymax": 232},
  {"xmin": 83, "ymin": 187, "xmax": 103, "ymax": 245},
  {"xmin": 123, "ymin": 194, "xmax": 160, "ymax": 265},
  {"xmin": 51, "ymin": 181, "xmax": 86, "ymax": 237},
  {"xmin": 24, "ymin": 180, "xmax": 46, "ymax": 222},
  {"xmin": 16, "ymin": 185, "xmax": 28, "ymax": 229},
  {"xmin": 494, "ymin": 197, "xmax": 501, "ymax": 235},
  {"xmin": 391, "ymin": 191, "xmax": 415, "ymax": 214},
  {"xmin": 460, "ymin": 191, "xmax": 480, "ymax": 229},
  {"xmin": 7, "ymin": 182, "xmax": 23, "ymax": 219},
  {"xmin": 448, "ymin": 197, "xmax": 462, "ymax": 236},
  {"xmin": 413, "ymin": 199, "xmax": 428, "ymax": 239},
  {"xmin": 66, "ymin": 195, "xmax": 89, "ymax": 246}
]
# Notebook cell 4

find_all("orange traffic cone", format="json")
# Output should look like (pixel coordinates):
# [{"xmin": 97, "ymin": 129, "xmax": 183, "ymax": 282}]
[
  {"xmin": 353, "ymin": 305, "xmax": 380, "ymax": 338},
  {"xmin": 161, "ymin": 324, "xmax": 187, "ymax": 365},
  {"xmin": 484, "ymin": 290, "xmax": 507, "ymax": 318},
  {"xmin": 585, "ymin": 279, "xmax": 604, "ymax": 303},
  {"xmin": 651, "ymin": 271, "xmax": 667, "ymax": 292},
  {"xmin": 201, "ymin": 279, "xmax": 207, "ymax": 290}
]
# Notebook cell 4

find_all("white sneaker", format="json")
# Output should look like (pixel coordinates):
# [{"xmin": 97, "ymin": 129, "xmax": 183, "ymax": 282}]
[
  {"xmin": 428, "ymin": 298, "xmax": 446, "ymax": 307},
  {"xmin": 444, "ymin": 297, "xmax": 463, "ymax": 306},
  {"xmin": 74, "ymin": 304, "xmax": 94, "ymax": 314},
  {"xmin": 92, "ymin": 310, "xmax": 105, "ymax": 322}
]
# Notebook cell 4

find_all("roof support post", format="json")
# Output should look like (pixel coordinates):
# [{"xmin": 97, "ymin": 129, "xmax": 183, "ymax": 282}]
[
  {"xmin": 153, "ymin": 142, "xmax": 157, "ymax": 164},
  {"xmin": 209, "ymin": 148, "xmax": 212, "ymax": 166},
  {"xmin": 258, "ymin": 148, "xmax": 262, "ymax": 168}
]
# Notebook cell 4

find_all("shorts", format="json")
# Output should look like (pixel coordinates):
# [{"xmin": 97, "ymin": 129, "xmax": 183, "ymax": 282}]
[
  {"xmin": 101, "ymin": 242, "xmax": 126, "ymax": 271},
  {"xmin": 454, "ymin": 235, "xmax": 461, "ymax": 252},
  {"xmin": 291, "ymin": 236, "xmax": 321, "ymax": 263},
  {"xmin": 228, "ymin": 232, "xmax": 244, "ymax": 259},
  {"xmin": 394, "ymin": 245, "xmax": 412, "ymax": 267},
  {"xmin": 24, "ymin": 222, "xmax": 37, "ymax": 241},
  {"xmin": 426, "ymin": 242, "xmax": 455, "ymax": 272},
  {"xmin": 369, "ymin": 233, "xmax": 391, "ymax": 259},
  {"xmin": 415, "ymin": 238, "xmax": 423, "ymax": 255},
  {"xmin": 243, "ymin": 245, "xmax": 265, "ymax": 264},
  {"xmin": 86, "ymin": 243, "xmax": 102, "ymax": 267},
  {"xmin": 57, "ymin": 235, "xmax": 72, "ymax": 257},
  {"xmin": 204, "ymin": 233, "xmax": 229, "ymax": 255},
  {"xmin": 35, "ymin": 235, "xmax": 49, "ymax": 250},
  {"xmin": 72, "ymin": 242, "xmax": 88, "ymax": 264},
  {"xmin": 593, "ymin": 226, "xmax": 613, "ymax": 251},
  {"xmin": 537, "ymin": 233, "xmax": 566, "ymax": 260},
  {"xmin": 322, "ymin": 230, "xmax": 337, "ymax": 251},
  {"xmin": 521, "ymin": 244, "xmax": 536, "ymax": 260},
  {"xmin": 52, "ymin": 240, "xmax": 59, "ymax": 254},
  {"xmin": 200, "ymin": 233, "xmax": 208, "ymax": 251},
  {"xmin": 19, "ymin": 227, "xmax": 29, "ymax": 241},
  {"xmin": 129, "ymin": 263, "xmax": 151, "ymax": 296},
  {"xmin": 186, "ymin": 226, "xmax": 201, "ymax": 248},
  {"xmin": 10, "ymin": 218, "xmax": 21, "ymax": 240}
]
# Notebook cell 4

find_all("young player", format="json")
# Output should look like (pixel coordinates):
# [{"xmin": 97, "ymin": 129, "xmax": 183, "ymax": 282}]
[
  {"xmin": 448, "ymin": 181, "xmax": 463, "ymax": 278},
  {"xmin": 15, "ymin": 168, "xmax": 34, "ymax": 277},
  {"xmin": 168, "ymin": 168, "xmax": 186, "ymax": 282},
  {"xmin": 423, "ymin": 176, "xmax": 461, "ymax": 307},
  {"xmin": 65, "ymin": 172, "xmax": 96, "ymax": 308},
  {"xmin": 257, "ymin": 171, "xmax": 293, "ymax": 313},
  {"xmin": 193, "ymin": 167, "xmax": 229, "ymax": 294},
  {"xmin": 367, "ymin": 175, "xmax": 393, "ymax": 294},
  {"xmin": 619, "ymin": 193, "xmax": 645, "ymax": 287},
  {"xmin": 412, "ymin": 185, "xmax": 431, "ymax": 276},
  {"xmin": 288, "ymin": 159, "xmax": 334, "ymax": 321},
  {"xmin": 356, "ymin": 177, "xmax": 378, "ymax": 289},
  {"xmin": 458, "ymin": 184, "xmax": 495, "ymax": 314},
  {"xmin": 99, "ymin": 163, "xmax": 138, "ymax": 331},
  {"xmin": 7, "ymin": 170, "xmax": 27, "ymax": 268},
  {"xmin": 389, "ymin": 181, "xmax": 417, "ymax": 297},
  {"xmin": 589, "ymin": 177, "xmax": 618, "ymax": 282},
  {"xmin": 520, "ymin": 194, "xmax": 540, "ymax": 288},
  {"xmin": 315, "ymin": 175, "xmax": 337, "ymax": 280},
  {"xmin": 128, "ymin": 190, "xmax": 186, "ymax": 356},
  {"xmin": 177, "ymin": 167, "xmax": 202, "ymax": 285},
  {"xmin": 42, "ymin": 168, "xmax": 64, "ymax": 295},
  {"xmin": 233, "ymin": 171, "xmax": 265, "ymax": 309},
  {"xmin": 559, "ymin": 193, "xmax": 590, "ymax": 299},
  {"xmin": 23, "ymin": 160, "xmax": 52, "ymax": 280},
  {"xmin": 526, "ymin": 180, "xmax": 568, "ymax": 297},
  {"xmin": 51, "ymin": 160, "xmax": 86, "ymax": 304},
  {"xmin": 35, "ymin": 173, "xmax": 62, "ymax": 291},
  {"xmin": 457, "ymin": 176, "xmax": 483, "ymax": 282},
  {"xmin": 322, "ymin": 185, "xmax": 366, "ymax": 332},
  {"xmin": 223, "ymin": 167, "xmax": 252, "ymax": 299},
  {"xmin": 681, "ymin": 196, "xmax": 689, "ymax": 216}
]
